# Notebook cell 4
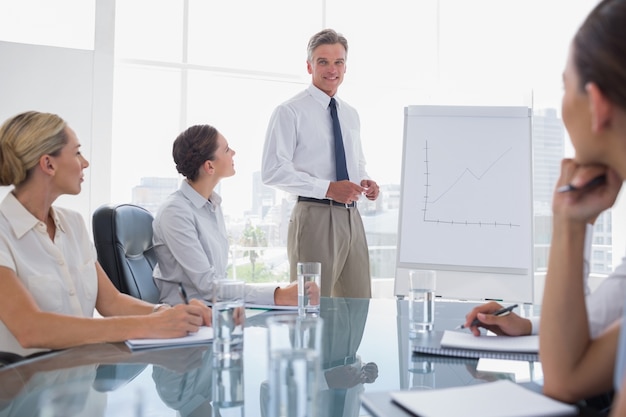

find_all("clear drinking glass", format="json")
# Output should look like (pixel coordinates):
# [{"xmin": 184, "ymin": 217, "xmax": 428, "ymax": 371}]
[
  {"xmin": 212, "ymin": 279, "xmax": 245, "ymax": 359},
  {"xmin": 408, "ymin": 270, "xmax": 436, "ymax": 335},
  {"xmin": 297, "ymin": 262, "xmax": 321, "ymax": 317}
]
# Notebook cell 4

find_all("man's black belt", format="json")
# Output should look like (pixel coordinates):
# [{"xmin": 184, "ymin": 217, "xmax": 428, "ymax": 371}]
[
  {"xmin": 298, "ymin": 196, "xmax": 356, "ymax": 208},
  {"xmin": 323, "ymin": 354, "xmax": 357, "ymax": 369}
]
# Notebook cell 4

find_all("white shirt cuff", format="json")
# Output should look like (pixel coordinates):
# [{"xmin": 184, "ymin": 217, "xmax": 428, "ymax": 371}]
[{"xmin": 529, "ymin": 316, "xmax": 540, "ymax": 335}]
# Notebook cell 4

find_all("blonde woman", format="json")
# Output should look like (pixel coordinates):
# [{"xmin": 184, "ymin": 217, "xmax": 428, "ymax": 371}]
[{"xmin": 0, "ymin": 111, "xmax": 211, "ymax": 357}]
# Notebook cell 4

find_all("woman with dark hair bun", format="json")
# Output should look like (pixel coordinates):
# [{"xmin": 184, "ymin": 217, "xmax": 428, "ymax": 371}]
[{"xmin": 152, "ymin": 124, "xmax": 308, "ymax": 307}]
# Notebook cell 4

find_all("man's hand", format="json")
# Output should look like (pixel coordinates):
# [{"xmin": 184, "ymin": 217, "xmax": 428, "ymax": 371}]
[
  {"xmin": 360, "ymin": 179, "xmax": 379, "ymax": 200},
  {"xmin": 326, "ymin": 180, "xmax": 364, "ymax": 204}
]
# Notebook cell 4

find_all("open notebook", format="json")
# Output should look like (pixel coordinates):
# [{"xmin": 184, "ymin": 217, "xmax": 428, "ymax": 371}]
[
  {"xmin": 390, "ymin": 380, "xmax": 576, "ymax": 417},
  {"xmin": 125, "ymin": 326, "xmax": 213, "ymax": 351},
  {"xmin": 412, "ymin": 330, "xmax": 539, "ymax": 361}
]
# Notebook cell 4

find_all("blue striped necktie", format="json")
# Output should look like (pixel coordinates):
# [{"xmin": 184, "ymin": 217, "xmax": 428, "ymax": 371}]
[{"xmin": 329, "ymin": 98, "xmax": 349, "ymax": 181}]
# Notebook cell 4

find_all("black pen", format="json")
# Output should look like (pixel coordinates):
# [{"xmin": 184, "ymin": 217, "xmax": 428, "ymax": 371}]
[
  {"xmin": 557, "ymin": 174, "xmax": 606, "ymax": 193},
  {"xmin": 456, "ymin": 304, "xmax": 519, "ymax": 330},
  {"xmin": 178, "ymin": 282, "xmax": 190, "ymax": 305}
]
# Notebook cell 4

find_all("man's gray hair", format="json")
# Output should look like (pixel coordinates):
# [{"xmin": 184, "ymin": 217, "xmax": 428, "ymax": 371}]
[{"xmin": 307, "ymin": 28, "xmax": 348, "ymax": 61}]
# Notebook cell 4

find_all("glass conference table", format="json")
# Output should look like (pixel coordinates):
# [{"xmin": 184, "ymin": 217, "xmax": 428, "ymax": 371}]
[{"xmin": 0, "ymin": 298, "xmax": 606, "ymax": 417}]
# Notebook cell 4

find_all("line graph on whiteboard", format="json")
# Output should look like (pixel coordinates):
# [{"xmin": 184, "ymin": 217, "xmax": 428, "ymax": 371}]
[
  {"xmin": 420, "ymin": 140, "xmax": 521, "ymax": 228},
  {"xmin": 398, "ymin": 105, "xmax": 532, "ymax": 275}
]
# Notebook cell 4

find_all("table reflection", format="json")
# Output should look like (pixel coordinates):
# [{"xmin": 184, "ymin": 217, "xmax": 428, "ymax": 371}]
[
  {"xmin": 0, "ymin": 365, "xmax": 102, "ymax": 417},
  {"xmin": 320, "ymin": 297, "xmax": 378, "ymax": 417},
  {"xmin": 152, "ymin": 349, "xmax": 214, "ymax": 416},
  {"xmin": 0, "ymin": 298, "xmax": 552, "ymax": 417}
]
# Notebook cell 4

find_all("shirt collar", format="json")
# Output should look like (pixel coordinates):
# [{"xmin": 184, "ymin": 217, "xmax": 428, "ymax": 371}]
[
  {"xmin": 180, "ymin": 180, "xmax": 222, "ymax": 210},
  {"xmin": 308, "ymin": 84, "xmax": 340, "ymax": 110},
  {"xmin": 0, "ymin": 192, "xmax": 66, "ymax": 239}
]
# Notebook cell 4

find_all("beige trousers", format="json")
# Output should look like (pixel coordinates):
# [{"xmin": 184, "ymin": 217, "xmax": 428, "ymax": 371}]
[{"xmin": 288, "ymin": 201, "xmax": 372, "ymax": 298}]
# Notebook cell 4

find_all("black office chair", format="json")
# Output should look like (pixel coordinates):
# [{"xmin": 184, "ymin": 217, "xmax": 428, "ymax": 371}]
[
  {"xmin": 0, "ymin": 350, "xmax": 57, "ymax": 367},
  {"xmin": 92, "ymin": 203, "xmax": 160, "ymax": 303},
  {"xmin": 0, "ymin": 351, "xmax": 24, "ymax": 367}
]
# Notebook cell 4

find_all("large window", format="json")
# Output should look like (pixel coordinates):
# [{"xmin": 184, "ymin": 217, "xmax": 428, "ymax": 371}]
[
  {"xmin": 109, "ymin": 0, "xmax": 603, "ymax": 299},
  {"xmin": 1, "ymin": 0, "xmax": 605, "ymax": 301}
]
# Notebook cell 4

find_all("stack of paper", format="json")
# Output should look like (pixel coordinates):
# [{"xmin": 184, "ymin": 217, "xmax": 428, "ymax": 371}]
[
  {"xmin": 390, "ymin": 380, "xmax": 576, "ymax": 417},
  {"xmin": 125, "ymin": 326, "xmax": 214, "ymax": 351}
]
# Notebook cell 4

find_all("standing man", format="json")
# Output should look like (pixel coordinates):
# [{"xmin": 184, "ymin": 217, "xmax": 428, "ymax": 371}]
[{"xmin": 262, "ymin": 28, "xmax": 379, "ymax": 298}]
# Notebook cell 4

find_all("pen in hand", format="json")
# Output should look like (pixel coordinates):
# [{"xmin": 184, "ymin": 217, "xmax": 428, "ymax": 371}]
[
  {"xmin": 178, "ymin": 282, "xmax": 190, "ymax": 305},
  {"xmin": 556, "ymin": 174, "xmax": 606, "ymax": 193},
  {"xmin": 456, "ymin": 304, "xmax": 519, "ymax": 330}
]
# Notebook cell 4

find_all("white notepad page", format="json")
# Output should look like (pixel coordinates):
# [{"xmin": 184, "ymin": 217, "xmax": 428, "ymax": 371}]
[
  {"xmin": 441, "ymin": 330, "xmax": 539, "ymax": 353},
  {"xmin": 125, "ymin": 326, "xmax": 214, "ymax": 350},
  {"xmin": 391, "ymin": 380, "xmax": 576, "ymax": 417}
]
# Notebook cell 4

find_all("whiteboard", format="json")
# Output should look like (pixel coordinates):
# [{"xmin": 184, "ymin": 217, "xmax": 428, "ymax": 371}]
[{"xmin": 396, "ymin": 105, "xmax": 533, "ymax": 302}]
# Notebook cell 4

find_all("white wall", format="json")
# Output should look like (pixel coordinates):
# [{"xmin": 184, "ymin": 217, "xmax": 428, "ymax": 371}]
[{"xmin": 0, "ymin": 0, "xmax": 115, "ymax": 230}]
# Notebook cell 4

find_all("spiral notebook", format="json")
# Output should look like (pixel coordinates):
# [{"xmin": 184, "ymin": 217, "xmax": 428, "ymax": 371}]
[{"xmin": 412, "ymin": 330, "xmax": 539, "ymax": 362}]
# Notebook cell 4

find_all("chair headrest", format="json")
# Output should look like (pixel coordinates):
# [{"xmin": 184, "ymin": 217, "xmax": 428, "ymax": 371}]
[{"xmin": 112, "ymin": 205, "xmax": 154, "ymax": 257}]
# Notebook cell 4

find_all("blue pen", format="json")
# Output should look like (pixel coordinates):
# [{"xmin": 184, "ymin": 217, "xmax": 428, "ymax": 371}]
[
  {"xmin": 178, "ymin": 282, "xmax": 190, "ymax": 305},
  {"xmin": 456, "ymin": 304, "xmax": 518, "ymax": 330}
]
